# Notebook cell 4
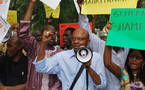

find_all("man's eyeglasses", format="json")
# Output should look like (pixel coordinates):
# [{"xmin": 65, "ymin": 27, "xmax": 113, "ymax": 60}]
[{"xmin": 71, "ymin": 37, "xmax": 88, "ymax": 41}]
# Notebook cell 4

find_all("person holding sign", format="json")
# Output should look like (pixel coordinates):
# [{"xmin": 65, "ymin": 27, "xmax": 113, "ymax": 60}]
[
  {"xmin": 104, "ymin": 46, "xmax": 145, "ymax": 90},
  {"xmin": 78, "ymin": 14, "xmax": 130, "ymax": 90}
]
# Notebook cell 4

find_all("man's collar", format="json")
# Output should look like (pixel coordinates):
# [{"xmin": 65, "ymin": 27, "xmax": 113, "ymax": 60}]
[{"xmin": 69, "ymin": 49, "xmax": 76, "ymax": 59}]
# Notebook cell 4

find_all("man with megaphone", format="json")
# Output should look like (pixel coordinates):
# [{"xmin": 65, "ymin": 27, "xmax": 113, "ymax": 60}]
[{"xmin": 33, "ymin": 28, "xmax": 106, "ymax": 90}]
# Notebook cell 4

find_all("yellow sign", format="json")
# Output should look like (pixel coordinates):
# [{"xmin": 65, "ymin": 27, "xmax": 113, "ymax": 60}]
[
  {"xmin": 7, "ymin": 10, "xmax": 18, "ymax": 25},
  {"xmin": 81, "ymin": 0, "xmax": 138, "ymax": 14},
  {"xmin": 44, "ymin": 4, "xmax": 60, "ymax": 18}
]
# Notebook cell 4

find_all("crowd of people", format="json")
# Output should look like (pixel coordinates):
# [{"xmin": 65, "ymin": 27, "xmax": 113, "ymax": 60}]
[{"xmin": 0, "ymin": 0, "xmax": 145, "ymax": 90}]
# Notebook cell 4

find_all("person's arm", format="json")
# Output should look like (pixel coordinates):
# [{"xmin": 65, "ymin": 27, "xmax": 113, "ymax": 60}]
[
  {"xmin": 79, "ymin": 14, "xmax": 105, "ymax": 53},
  {"xmin": 83, "ymin": 61, "xmax": 101, "ymax": 85},
  {"xmin": 92, "ymin": 15, "xmax": 97, "ymax": 33},
  {"xmin": 33, "ymin": 31, "xmax": 60, "ymax": 74},
  {"xmin": 79, "ymin": 14, "xmax": 91, "ymax": 34},
  {"xmin": 18, "ymin": 0, "xmax": 38, "ymax": 55},
  {"xmin": 37, "ymin": 30, "xmax": 56, "ymax": 61},
  {"xmin": 23, "ymin": 0, "xmax": 37, "ymax": 21},
  {"xmin": 137, "ymin": 0, "xmax": 141, "ymax": 8},
  {"xmin": 83, "ymin": 53, "xmax": 106, "ymax": 88},
  {"xmin": 104, "ymin": 45, "xmax": 121, "ymax": 78}
]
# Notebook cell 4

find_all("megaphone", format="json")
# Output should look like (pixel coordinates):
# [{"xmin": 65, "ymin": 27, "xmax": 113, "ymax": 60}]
[
  {"xmin": 76, "ymin": 46, "xmax": 93, "ymax": 63},
  {"xmin": 1, "ymin": 28, "xmax": 12, "ymax": 43}
]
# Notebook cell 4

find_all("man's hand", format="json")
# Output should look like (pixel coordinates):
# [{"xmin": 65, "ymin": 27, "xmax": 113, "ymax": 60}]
[
  {"xmin": 105, "ymin": 21, "xmax": 112, "ymax": 31},
  {"xmin": 41, "ymin": 31, "xmax": 53, "ymax": 44},
  {"xmin": 83, "ymin": 60, "xmax": 91, "ymax": 70}
]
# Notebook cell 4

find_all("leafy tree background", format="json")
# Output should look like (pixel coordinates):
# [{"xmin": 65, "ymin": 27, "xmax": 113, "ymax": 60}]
[{"xmin": 9, "ymin": 0, "xmax": 145, "ymax": 32}]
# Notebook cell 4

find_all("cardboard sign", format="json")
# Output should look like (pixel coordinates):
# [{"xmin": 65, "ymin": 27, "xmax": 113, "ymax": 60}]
[
  {"xmin": 106, "ymin": 8, "xmax": 145, "ymax": 50},
  {"xmin": 81, "ymin": 0, "xmax": 138, "ymax": 14},
  {"xmin": 7, "ymin": 10, "xmax": 18, "ymax": 25},
  {"xmin": 40, "ymin": 0, "xmax": 61, "ymax": 10},
  {"xmin": 0, "ymin": 0, "xmax": 11, "ymax": 19},
  {"xmin": 59, "ymin": 22, "xmax": 92, "ymax": 47},
  {"xmin": 44, "ymin": 4, "xmax": 60, "ymax": 18},
  {"xmin": 0, "ymin": 16, "xmax": 10, "ymax": 42}
]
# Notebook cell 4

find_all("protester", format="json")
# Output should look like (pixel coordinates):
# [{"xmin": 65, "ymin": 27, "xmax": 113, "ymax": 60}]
[
  {"xmin": 78, "ymin": 14, "xmax": 130, "ymax": 90},
  {"xmin": 11, "ymin": 24, "xmax": 20, "ymax": 33},
  {"xmin": 62, "ymin": 27, "xmax": 75, "ymax": 50},
  {"xmin": 18, "ymin": 0, "xmax": 62, "ymax": 90},
  {"xmin": 0, "ymin": 37, "xmax": 28, "ymax": 90},
  {"xmin": 0, "ymin": 23, "xmax": 20, "ymax": 55},
  {"xmin": 104, "ymin": 46, "xmax": 145, "ymax": 90},
  {"xmin": 33, "ymin": 28, "xmax": 106, "ymax": 90}
]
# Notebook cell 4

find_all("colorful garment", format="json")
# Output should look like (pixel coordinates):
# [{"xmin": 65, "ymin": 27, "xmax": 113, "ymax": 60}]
[
  {"xmin": 120, "ymin": 68, "xmax": 145, "ymax": 90},
  {"xmin": 18, "ymin": 21, "xmax": 62, "ymax": 90}
]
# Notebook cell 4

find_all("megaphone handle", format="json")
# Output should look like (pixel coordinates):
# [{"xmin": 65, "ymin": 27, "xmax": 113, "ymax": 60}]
[
  {"xmin": 86, "ymin": 69, "xmax": 89, "ymax": 90},
  {"xmin": 69, "ymin": 65, "xmax": 84, "ymax": 90}
]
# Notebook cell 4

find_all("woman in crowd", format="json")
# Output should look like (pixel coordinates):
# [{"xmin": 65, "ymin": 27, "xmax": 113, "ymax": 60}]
[{"xmin": 104, "ymin": 46, "xmax": 145, "ymax": 90}]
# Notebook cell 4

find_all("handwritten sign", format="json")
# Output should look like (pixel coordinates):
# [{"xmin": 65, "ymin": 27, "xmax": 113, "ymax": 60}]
[
  {"xmin": 0, "ymin": 0, "xmax": 10, "ymax": 19},
  {"xmin": 44, "ymin": 4, "xmax": 60, "ymax": 18},
  {"xmin": 0, "ymin": 16, "xmax": 10, "ymax": 42},
  {"xmin": 7, "ymin": 10, "xmax": 18, "ymax": 25},
  {"xmin": 81, "ymin": 0, "xmax": 138, "ymax": 14},
  {"xmin": 106, "ymin": 8, "xmax": 145, "ymax": 50},
  {"xmin": 40, "ymin": 0, "xmax": 61, "ymax": 10}
]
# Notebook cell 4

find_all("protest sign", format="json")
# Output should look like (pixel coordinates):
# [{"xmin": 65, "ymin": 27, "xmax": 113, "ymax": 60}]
[
  {"xmin": 40, "ymin": 0, "xmax": 61, "ymax": 10},
  {"xmin": 59, "ymin": 22, "xmax": 92, "ymax": 47},
  {"xmin": 7, "ymin": 10, "xmax": 18, "ymax": 25},
  {"xmin": 44, "ymin": 4, "xmax": 60, "ymax": 18},
  {"xmin": 0, "ymin": 0, "xmax": 11, "ymax": 19},
  {"xmin": 106, "ymin": 8, "xmax": 145, "ymax": 50},
  {"xmin": 73, "ymin": 0, "xmax": 80, "ymax": 14},
  {"xmin": 81, "ymin": 0, "xmax": 138, "ymax": 14},
  {"xmin": 0, "ymin": 16, "xmax": 10, "ymax": 43}
]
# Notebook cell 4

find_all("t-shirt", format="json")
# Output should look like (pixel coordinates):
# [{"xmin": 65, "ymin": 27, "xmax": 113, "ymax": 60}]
[{"xmin": 0, "ymin": 55, "xmax": 28, "ymax": 86}]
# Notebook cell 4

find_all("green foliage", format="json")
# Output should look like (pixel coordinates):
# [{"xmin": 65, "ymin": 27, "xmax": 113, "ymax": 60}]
[
  {"xmin": 9, "ymin": 0, "xmax": 145, "ymax": 31},
  {"xmin": 142, "ymin": 0, "xmax": 145, "ymax": 8}
]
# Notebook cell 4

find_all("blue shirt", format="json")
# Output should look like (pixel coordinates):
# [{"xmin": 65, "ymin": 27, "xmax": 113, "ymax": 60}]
[{"xmin": 33, "ymin": 49, "xmax": 106, "ymax": 90}]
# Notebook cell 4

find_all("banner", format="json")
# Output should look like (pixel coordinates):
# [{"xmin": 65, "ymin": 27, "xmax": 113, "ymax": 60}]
[
  {"xmin": 7, "ymin": 10, "xmax": 18, "ymax": 25},
  {"xmin": 40, "ymin": 0, "xmax": 61, "ymax": 10},
  {"xmin": 0, "ymin": 16, "xmax": 10, "ymax": 42},
  {"xmin": 59, "ymin": 23, "xmax": 92, "ymax": 47},
  {"xmin": 44, "ymin": 4, "xmax": 60, "ymax": 18},
  {"xmin": 0, "ymin": 0, "xmax": 11, "ymax": 19},
  {"xmin": 106, "ymin": 8, "xmax": 145, "ymax": 50},
  {"xmin": 81, "ymin": 0, "xmax": 138, "ymax": 14}
]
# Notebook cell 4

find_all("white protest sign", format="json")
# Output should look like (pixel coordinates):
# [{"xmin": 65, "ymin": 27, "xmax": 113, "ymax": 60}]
[
  {"xmin": 0, "ymin": 0, "xmax": 11, "ymax": 19},
  {"xmin": 40, "ymin": 0, "xmax": 61, "ymax": 10},
  {"xmin": 73, "ymin": 0, "xmax": 80, "ymax": 14},
  {"xmin": 0, "ymin": 16, "xmax": 10, "ymax": 42}
]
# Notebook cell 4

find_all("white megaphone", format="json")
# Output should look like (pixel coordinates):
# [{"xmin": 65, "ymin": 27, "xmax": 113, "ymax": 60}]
[
  {"xmin": 0, "ymin": 16, "xmax": 11, "ymax": 43},
  {"xmin": 76, "ymin": 46, "xmax": 93, "ymax": 63},
  {"xmin": 1, "ymin": 28, "xmax": 12, "ymax": 42}
]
